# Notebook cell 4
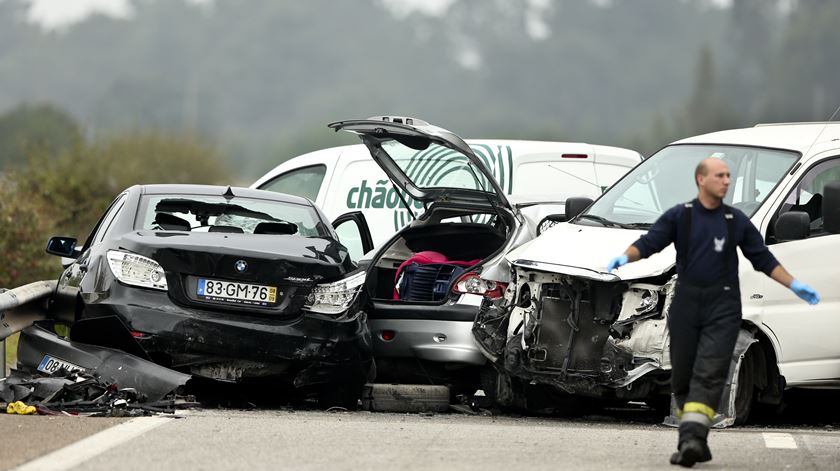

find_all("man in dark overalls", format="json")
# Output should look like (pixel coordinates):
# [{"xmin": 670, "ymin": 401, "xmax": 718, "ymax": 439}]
[{"xmin": 607, "ymin": 158, "xmax": 820, "ymax": 467}]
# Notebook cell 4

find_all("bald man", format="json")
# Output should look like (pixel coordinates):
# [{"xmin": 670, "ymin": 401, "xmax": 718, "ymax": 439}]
[{"xmin": 607, "ymin": 158, "xmax": 820, "ymax": 467}]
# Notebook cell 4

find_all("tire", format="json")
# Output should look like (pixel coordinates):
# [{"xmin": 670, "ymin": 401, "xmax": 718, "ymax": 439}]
[
  {"xmin": 318, "ymin": 381, "xmax": 364, "ymax": 410},
  {"xmin": 361, "ymin": 383, "xmax": 450, "ymax": 413},
  {"xmin": 645, "ymin": 396, "xmax": 672, "ymax": 417},
  {"xmin": 733, "ymin": 347, "xmax": 756, "ymax": 425}
]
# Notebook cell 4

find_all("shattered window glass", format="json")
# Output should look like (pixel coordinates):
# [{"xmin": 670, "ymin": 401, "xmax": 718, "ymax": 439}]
[{"xmin": 136, "ymin": 194, "xmax": 328, "ymax": 237}]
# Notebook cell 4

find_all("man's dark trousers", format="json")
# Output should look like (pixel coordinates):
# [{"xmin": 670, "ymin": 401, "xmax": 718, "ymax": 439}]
[{"xmin": 668, "ymin": 280, "xmax": 742, "ymax": 444}]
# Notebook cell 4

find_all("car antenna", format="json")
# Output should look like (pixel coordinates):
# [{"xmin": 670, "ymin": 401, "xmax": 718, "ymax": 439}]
[
  {"xmin": 547, "ymin": 164, "xmax": 601, "ymax": 190},
  {"xmin": 223, "ymin": 186, "xmax": 235, "ymax": 200},
  {"xmin": 800, "ymin": 103, "xmax": 840, "ymax": 160}
]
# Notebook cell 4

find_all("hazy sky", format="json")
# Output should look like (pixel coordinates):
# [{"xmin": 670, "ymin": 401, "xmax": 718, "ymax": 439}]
[{"xmin": 24, "ymin": 0, "xmax": 461, "ymax": 29}]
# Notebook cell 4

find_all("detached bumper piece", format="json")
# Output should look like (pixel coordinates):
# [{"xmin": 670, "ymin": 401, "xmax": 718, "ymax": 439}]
[{"xmin": 9, "ymin": 324, "xmax": 194, "ymax": 415}]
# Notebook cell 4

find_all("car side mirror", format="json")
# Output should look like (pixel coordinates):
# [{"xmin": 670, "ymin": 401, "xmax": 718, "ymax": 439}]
[
  {"xmin": 774, "ymin": 212, "xmax": 810, "ymax": 241},
  {"xmin": 823, "ymin": 181, "xmax": 840, "ymax": 234},
  {"xmin": 537, "ymin": 214, "xmax": 567, "ymax": 235},
  {"xmin": 565, "ymin": 197, "xmax": 594, "ymax": 220},
  {"xmin": 46, "ymin": 236, "xmax": 79, "ymax": 258}
]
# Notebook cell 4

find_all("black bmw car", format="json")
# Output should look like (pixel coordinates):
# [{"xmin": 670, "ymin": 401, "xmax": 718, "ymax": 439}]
[{"xmin": 19, "ymin": 184, "xmax": 373, "ymax": 406}]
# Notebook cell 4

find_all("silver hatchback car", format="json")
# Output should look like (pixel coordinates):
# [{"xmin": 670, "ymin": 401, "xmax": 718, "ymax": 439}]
[{"xmin": 327, "ymin": 117, "xmax": 640, "ymax": 395}]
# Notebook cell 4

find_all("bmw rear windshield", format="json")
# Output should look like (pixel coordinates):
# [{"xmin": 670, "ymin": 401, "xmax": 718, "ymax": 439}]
[{"xmin": 135, "ymin": 195, "xmax": 330, "ymax": 237}]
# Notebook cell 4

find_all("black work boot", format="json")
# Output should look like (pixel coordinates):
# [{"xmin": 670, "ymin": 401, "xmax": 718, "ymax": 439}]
[
  {"xmin": 669, "ymin": 438, "xmax": 712, "ymax": 467},
  {"xmin": 671, "ymin": 422, "xmax": 712, "ymax": 467}
]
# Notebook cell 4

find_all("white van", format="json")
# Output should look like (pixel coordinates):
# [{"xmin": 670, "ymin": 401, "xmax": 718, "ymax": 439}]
[
  {"xmin": 473, "ymin": 122, "xmax": 840, "ymax": 425},
  {"xmin": 252, "ymin": 138, "xmax": 642, "ymax": 260}
]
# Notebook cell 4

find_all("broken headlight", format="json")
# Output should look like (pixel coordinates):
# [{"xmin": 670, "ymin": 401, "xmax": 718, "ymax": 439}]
[
  {"xmin": 106, "ymin": 250, "xmax": 168, "ymax": 291},
  {"xmin": 303, "ymin": 271, "xmax": 365, "ymax": 315},
  {"xmin": 635, "ymin": 289, "xmax": 659, "ymax": 314}
]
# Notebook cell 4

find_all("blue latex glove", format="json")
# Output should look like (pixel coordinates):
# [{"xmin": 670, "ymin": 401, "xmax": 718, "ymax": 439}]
[
  {"xmin": 791, "ymin": 279, "xmax": 820, "ymax": 305},
  {"xmin": 607, "ymin": 254, "xmax": 628, "ymax": 272}
]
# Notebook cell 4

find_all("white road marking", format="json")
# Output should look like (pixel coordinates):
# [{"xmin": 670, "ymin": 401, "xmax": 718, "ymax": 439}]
[
  {"xmin": 12, "ymin": 416, "xmax": 174, "ymax": 471},
  {"xmin": 763, "ymin": 432, "xmax": 798, "ymax": 449}
]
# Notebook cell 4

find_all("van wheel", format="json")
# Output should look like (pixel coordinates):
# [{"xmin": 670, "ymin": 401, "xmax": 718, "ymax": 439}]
[{"xmin": 734, "ymin": 347, "xmax": 756, "ymax": 425}]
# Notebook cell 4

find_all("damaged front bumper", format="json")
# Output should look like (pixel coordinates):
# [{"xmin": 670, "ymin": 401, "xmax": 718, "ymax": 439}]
[{"xmin": 473, "ymin": 265, "xmax": 675, "ymax": 400}]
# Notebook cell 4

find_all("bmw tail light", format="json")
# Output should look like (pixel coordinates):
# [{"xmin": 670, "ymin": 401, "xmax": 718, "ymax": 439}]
[
  {"xmin": 452, "ymin": 272, "xmax": 507, "ymax": 299},
  {"xmin": 106, "ymin": 250, "xmax": 168, "ymax": 291},
  {"xmin": 303, "ymin": 271, "xmax": 366, "ymax": 315}
]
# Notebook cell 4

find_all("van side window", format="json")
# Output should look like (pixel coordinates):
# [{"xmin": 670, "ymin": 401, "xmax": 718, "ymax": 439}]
[
  {"xmin": 259, "ymin": 165, "xmax": 326, "ymax": 202},
  {"xmin": 773, "ymin": 157, "xmax": 840, "ymax": 242}
]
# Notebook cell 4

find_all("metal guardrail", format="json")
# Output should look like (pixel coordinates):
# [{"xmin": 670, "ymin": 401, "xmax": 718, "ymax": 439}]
[
  {"xmin": 1, "ymin": 287, "xmax": 5, "ymax": 378},
  {"xmin": 0, "ymin": 281, "xmax": 58, "ymax": 379}
]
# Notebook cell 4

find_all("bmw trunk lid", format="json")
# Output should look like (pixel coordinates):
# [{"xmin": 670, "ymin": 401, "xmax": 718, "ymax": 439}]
[{"xmin": 329, "ymin": 117, "xmax": 513, "ymax": 211}]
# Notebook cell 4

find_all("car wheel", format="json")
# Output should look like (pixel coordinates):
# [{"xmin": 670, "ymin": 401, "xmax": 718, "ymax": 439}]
[
  {"xmin": 644, "ymin": 396, "xmax": 672, "ymax": 417},
  {"xmin": 734, "ymin": 347, "xmax": 756, "ymax": 425},
  {"xmin": 318, "ymin": 381, "xmax": 364, "ymax": 410}
]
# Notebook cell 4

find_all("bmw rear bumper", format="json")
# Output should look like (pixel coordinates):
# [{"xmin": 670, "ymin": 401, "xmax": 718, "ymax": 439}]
[{"xmin": 72, "ymin": 284, "xmax": 373, "ymax": 387}]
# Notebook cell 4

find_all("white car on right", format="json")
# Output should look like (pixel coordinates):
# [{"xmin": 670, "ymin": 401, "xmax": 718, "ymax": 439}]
[{"xmin": 474, "ymin": 122, "xmax": 840, "ymax": 424}]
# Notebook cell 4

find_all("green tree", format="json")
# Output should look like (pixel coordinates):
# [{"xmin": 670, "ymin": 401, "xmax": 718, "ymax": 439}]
[
  {"xmin": 0, "ymin": 104, "xmax": 81, "ymax": 170},
  {"xmin": 763, "ymin": 0, "xmax": 840, "ymax": 121},
  {"xmin": 1, "ymin": 131, "xmax": 229, "ymax": 288},
  {"xmin": 682, "ymin": 45, "xmax": 738, "ymax": 135}
]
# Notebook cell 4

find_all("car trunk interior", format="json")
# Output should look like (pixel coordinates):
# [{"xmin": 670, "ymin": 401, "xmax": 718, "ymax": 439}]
[{"xmin": 367, "ymin": 222, "xmax": 507, "ymax": 302}]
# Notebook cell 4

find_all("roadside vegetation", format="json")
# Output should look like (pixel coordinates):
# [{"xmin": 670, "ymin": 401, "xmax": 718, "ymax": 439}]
[
  {"xmin": 1, "ymin": 106, "xmax": 229, "ymax": 371},
  {"xmin": 0, "ymin": 106, "xmax": 229, "ymax": 289}
]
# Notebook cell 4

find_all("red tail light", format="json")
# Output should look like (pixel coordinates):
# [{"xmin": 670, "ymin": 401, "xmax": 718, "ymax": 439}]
[
  {"xmin": 451, "ymin": 272, "xmax": 508, "ymax": 299},
  {"xmin": 380, "ymin": 330, "xmax": 396, "ymax": 341},
  {"xmin": 562, "ymin": 154, "xmax": 588, "ymax": 159}
]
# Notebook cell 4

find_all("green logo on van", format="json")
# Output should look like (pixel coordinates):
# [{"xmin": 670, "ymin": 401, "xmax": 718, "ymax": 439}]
[{"xmin": 346, "ymin": 179, "xmax": 422, "ymax": 210}]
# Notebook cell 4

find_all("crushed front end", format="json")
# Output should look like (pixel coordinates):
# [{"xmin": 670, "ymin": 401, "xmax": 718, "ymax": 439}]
[{"xmin": 474, "ymin": 261, "xmax": 676, "ymax": 402}]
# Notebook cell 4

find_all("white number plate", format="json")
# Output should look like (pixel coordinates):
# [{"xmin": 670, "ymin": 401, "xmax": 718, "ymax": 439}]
[
  {"xmin": 37, "ymin": 355, "xmax": 84, "ymax": 375},
  {"xmin": 197, "ymin": 278, "xmax": 278, "ymax": 306}
]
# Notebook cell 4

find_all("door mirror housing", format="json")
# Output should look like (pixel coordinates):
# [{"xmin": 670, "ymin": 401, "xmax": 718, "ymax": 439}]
[
  {"xmin": 774, "ymin": 212, "xmax": 810, "ymax": 242},
  {"xmin": 564, "ymin": 197, "xmax": 594, "ymax": 221},
  {"xmin": 45, "ymin": 236, "xmax": 79, "ymax": 258},
  {"xmin": 47, "ymin": 236, "xmax": 81, "ymax": 259},
  {"xmin": 823, "ymin": 181, "xmax": 840, "ymax": 234}
]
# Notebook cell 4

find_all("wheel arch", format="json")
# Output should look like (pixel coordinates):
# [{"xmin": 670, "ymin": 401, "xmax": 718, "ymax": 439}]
[{"xmin": 742, "ymin": 320, "xmax": 785, "ymax": 405}]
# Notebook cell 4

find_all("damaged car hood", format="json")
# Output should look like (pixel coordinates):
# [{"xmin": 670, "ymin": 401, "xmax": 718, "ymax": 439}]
[{"xmin": 505, "ymin": 222, "xmax": 677, "ymax": 280}]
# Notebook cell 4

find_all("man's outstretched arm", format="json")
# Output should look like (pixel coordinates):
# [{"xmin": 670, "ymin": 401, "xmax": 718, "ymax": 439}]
[
  {"xmin": 769, "ymin": 264, "xmax": 820, "ymax": 305},
  {"xmin": 607, "ymin": 245, "xmax": 641, "ymax": 272}
]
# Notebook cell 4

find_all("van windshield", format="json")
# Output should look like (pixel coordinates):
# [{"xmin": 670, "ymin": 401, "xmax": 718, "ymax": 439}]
[{"xmin": 579, "ymin": 144, "xmax": 798, "ymax": 227}]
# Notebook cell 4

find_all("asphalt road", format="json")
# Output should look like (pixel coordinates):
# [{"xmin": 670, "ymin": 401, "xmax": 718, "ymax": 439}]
[{"xmin": 4, "ymin": 406, "xmax": 840, "ymax": 471}]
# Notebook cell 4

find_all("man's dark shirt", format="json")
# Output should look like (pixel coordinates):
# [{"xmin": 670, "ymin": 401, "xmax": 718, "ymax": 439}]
[{"xmin": 631, "ymin": 199, "xmax": 780, "ymax": 286}]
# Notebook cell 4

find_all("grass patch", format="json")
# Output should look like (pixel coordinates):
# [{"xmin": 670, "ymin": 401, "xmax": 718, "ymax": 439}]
[{"xmin": 4, "ymin": 332, "xmax": 19, "ymax": 376}]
